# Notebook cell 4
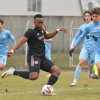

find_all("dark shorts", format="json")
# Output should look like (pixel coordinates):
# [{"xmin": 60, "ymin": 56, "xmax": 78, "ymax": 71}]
[{"xmin": 27, "ymin": 55, "xmax": 54, "ymax": 73}]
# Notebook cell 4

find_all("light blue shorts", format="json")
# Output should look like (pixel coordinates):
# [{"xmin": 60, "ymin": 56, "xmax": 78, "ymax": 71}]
[
  {"xmin": 95, "ymin": 52, "xmax": 100, "ymax": 63},
  {"xmin": 0, "ymin": 55, "xmax": 7, "ymax": 65},
  {"xmin": 79, "ymin": 47, "xmax": 94, "ymax": 65}
]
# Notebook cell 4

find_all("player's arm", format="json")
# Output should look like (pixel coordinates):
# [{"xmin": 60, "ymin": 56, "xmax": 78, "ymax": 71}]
[
  {"xmin": 12, "ymin": 36, "xmax": 27, "ymax": 52},
  {"xmin": 7, "ymin": 36, "xmax": 27, "ymax": 57},
  {"xmin": 70, "ymin": 29, "xmax": 83, "ymax": 49},
  {"xmin": 69, "ymin": 28, "xmax": 87, "ymax": 56},
  {"xmin": 44, "ymin": 28, "xmax": 67, "ymax": 39},
  {"xmin": 8, "ymin": 29, "xmax": 32, "ymax": 55},
  {"xmin": 7, "ymin": 31, "xmax": 16, "ymax": 45}
]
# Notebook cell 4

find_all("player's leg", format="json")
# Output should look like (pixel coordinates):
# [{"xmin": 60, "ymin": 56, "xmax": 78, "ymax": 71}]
[
  {"xmin": 88, "ymin": 52, "xmax": 99, "ymax": 79},
  {"xmin": 95, "ymin": 53, "xmax": 100, "ymax": 78},
  {"xmin": 90, "ymin": 64, "xmax": 99, "ymax": 79},
  {"xmin": 0, "ymin": 55, "xmax": 7, "ymax": 70},
  {"xmin": 92, "ymin": 65, "xmax": 98, "ymax": 76},
  {"xmin": 1, "ymin": 55, "xmax": 40, "ymax": 80},
  {"xmin": 41, "ymin": 57, "xmax": 61, "ymax": 86},
  {"xmin": 70, "ymin": 47, "xmax": 89, "ymax": 86},
  {"xmin": 40, "ymin": 57, "xmax": 60, "ymax": 95}
]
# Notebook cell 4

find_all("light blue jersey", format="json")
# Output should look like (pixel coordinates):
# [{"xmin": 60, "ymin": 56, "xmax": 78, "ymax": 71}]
[
  {"xmin": 71, "ymin": 23, "xmax": 95, "ymax": 51},
  {"xmin": 75, "ymin": 21, "xmax": 100, "ymax": 63},
  {"xmin": 71, "ymin": 23, "xmax": 95, "ymax": 64},
  {"xmin": 71, "ymin": 23, "xmax": 88, "ymax": 47},
  {"xmin": 0, "ymin": 29, "xmax": 16, "ymax": 55},
  {"xmin": 0, "ymin": 29, "xmax": 16, "ymax": 65}
]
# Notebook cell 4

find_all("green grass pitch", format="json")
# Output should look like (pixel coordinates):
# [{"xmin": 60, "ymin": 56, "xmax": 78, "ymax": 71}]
[
  {"xmin": 0, "ymin": 53, "xmax": 99, "ymax": 100},
  {"xmin": 0, "ymin": 71, "xmax": 100, "ymax": 100}
]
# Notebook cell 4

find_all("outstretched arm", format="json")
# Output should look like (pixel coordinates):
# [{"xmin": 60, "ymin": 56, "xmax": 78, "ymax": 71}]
[
  {"xmin": 12, "ymin": 36, "xmax": 28, "ymax": 52},
  {"xmin": 44, "ymin": 28, "xmax": 67, "ymax": 39},
  {"xmin": 69, "ymin": 27, "xmax": 88, "ymax": 56},
  {"xmin": 8, "ymin": 36, "xmax": 28, "ymax": 57}
]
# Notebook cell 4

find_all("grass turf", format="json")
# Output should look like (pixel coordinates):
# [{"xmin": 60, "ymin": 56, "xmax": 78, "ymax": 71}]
[
  {"xmin": 0, "ymin": 71, "xmax": 100, "ymax": 100},
  {"xmin": 1, "ymin": 53, "xmax": 99, "ymax": 100}
]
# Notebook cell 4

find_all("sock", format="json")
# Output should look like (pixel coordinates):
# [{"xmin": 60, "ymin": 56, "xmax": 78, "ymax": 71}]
[
  {"xmin": 88, "ymin": 65, "xmax": 93, "ymax": 78},
  {"xmin": 73, "ymin": 64, "xmax": 81, "ymax": 82},
  {"xmin": 47, "ymin": 75, "xmax": 58, "ymax": 85},
  {"xmin": 93, "ymin": 65, "xmax": 98, "ymax": 76},
  {"xmin": 89, "ymin": 65, "xmax": 93, "ymax": 74},
  {"xmin": 14, "ymin": 70, "xmax": 29, "ymax": 79},
  {"xmin": 97, "ymin": 68, "xmax": 100, "ymax": 77}
]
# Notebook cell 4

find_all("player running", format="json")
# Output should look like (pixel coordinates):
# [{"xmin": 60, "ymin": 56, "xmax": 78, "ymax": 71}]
[
  {"xmin": 70, "ymin": 7, "xmax": 100, "ymax": 86},
  {"xmin": 0, "ymin": 18, "xmax": 15, "ymax": 71},
  {"xmin": 69, "ymin": 11, "xmax": 96, "ymax": 86},
  {"xmin": 1, "ymin": 14, "xmax": 66, "ymax": 95}
]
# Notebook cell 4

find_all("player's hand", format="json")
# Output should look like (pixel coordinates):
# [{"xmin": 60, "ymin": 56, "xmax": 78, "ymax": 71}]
[
  {"xmin": 56, "ymin": 28, "xmax": 67, "ymax": 33},
  {"xmin": 69, "ymin": 48, "xmax": 75, "ymax": 57},
  {"xmin": 60, "ymin": 28, "xmax": 67, "ymax": 33},
  {"xmin": 7, "ymin": 49, "xmax": 14, "ymax": 57}
]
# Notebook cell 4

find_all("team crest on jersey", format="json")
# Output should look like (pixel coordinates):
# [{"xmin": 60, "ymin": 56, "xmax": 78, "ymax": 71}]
[
  {"xmin": 37, "ymin": 33, "xmax": 40, "ymax": 36},
  {"xmin": 34, "ymin": 60, "xmax": 39, "ymax": 64},
  {"xmin": 38, "ymin": 36, "xmax": 44, "ymax": 40}
]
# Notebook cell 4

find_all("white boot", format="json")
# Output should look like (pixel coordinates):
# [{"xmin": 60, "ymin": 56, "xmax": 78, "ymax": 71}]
[
  {"xmin": 1, "ymin": 67, "xmax": 15, "ymax": 78},
  {"xmin": 69, "ymin": 79, "xmax": 77, "ymax": 87}
]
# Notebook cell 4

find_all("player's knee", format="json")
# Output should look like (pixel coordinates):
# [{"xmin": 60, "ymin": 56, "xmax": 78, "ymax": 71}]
[
  {"xmin": 79, "ymin": 60, "xmax": 88, "ymax": 67},
  {"xmin": 56, "ymin": 68, "xmax": 61, "ymax": 76},
  {"xmin": 50, "ymin": 65, "xmax": 61, "ymax": 76},
  {"xmin": 29, "ymin": 72, "xmax": 39, "ymax": 80},
  {"xmin": 0, "ymin": 65, "xmax": 5, "ymax": 70}
]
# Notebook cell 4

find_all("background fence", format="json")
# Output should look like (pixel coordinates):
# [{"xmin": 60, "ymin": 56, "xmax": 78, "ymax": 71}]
[{"xmin": 0, "ymin": 15, "xmax": 83, "ymax": 69}]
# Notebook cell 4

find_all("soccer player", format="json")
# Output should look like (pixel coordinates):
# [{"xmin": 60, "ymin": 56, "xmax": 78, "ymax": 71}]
[
  {"xmin": 0, "ymin": 18, "xmax": 15, "ymax": 70},
  {"xmin": 89, "ymin": 7, "xmax": 100, "ymax": 78},
  {"xmin": 70, "ymin": 7, "xmax": 100, "ymax": 86},
  {"xmin": 1, "ymin": 14, "xmax": 65, "ymax": 95},
  {"xmin": 69, "ymin": 11, "xmax": 95, "ymax": 86}
]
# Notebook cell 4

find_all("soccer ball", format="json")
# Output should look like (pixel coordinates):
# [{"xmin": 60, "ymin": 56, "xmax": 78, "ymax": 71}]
[{"xmin": 41, "ymin": 85, "xmax": 54, "ymax": 96}]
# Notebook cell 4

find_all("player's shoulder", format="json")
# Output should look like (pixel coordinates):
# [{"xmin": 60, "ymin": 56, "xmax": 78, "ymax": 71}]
[
  {"xmin": 86, "ymin": 22, "xmax": 94, "ymax": 28},
  {"xmin": 3, "ymin": 29, "xmax": 11, "ymax": 34},
  {"xmin": 79, "ymin": 23, "xmax": 88, "ymax": 31},
  {"xmin": 79, "ymin": 23, "xmax": 88, "ymax": 29},
  {"xmin": 26, "ymin": 28, "xmax": 35, "ymax": 33},
  {"xmin": 84, "ymin": 22, "xmax": 94, "ymax": 31}
]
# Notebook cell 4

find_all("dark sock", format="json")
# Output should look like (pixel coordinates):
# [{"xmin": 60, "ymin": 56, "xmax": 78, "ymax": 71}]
[
  {"xmin": 14, "ymin": 70, "xmax": 29, "ymax": 79},
  {"xmin": 47, "ymin": 75, "xmax": 58, "ymax": 85}
]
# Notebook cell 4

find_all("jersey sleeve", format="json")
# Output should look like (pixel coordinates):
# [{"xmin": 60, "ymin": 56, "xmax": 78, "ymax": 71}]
[
  {"xmin": 70, "ymin": 26, "xmax": 88, "ymax": 48},
  {"xmin": 7, "ymin": 30, "xmax": 16, "ymax": 45},
  {"xmin": 70, "ymin": 29, "xmax": 83, "ymax": 48},
  {"xmin": 74, "ymin": 27, "xmax": 89, "ymax": 48},
  {"xmin": 24, "ymin": 29, "xmax": 33, "ymax": 39}
]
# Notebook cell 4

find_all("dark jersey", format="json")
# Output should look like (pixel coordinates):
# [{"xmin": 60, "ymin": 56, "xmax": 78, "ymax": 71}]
[{"xmin": 24, "ymin": 28, "xmax": 46, "ymax": 56}]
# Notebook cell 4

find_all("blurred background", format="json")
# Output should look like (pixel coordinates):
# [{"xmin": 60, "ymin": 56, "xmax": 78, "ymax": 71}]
[{"xmin": 0, "ymin": 0, "xmax": 100, "ymax": 69}]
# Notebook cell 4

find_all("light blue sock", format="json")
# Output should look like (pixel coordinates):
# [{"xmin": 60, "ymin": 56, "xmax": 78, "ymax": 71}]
[{"xmin": 74, "ymin": 64, "xmax": 81, "ymax": 80}]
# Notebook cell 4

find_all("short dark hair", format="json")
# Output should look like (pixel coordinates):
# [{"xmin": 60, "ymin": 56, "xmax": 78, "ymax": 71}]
[
  {"xmin": 34, "ymin": 14, "xmax": 43, "ymax": 19},
  {"xmin": 83, "ymin": 11, "xmax": 92, "ymax": 16},
  {"xmin": 0, "ymin": 19, "xmax": 4, "ymax": 24},
  {"xmin": 91, "ymin": 7, "xmax": 100, "ymax": 15}
]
